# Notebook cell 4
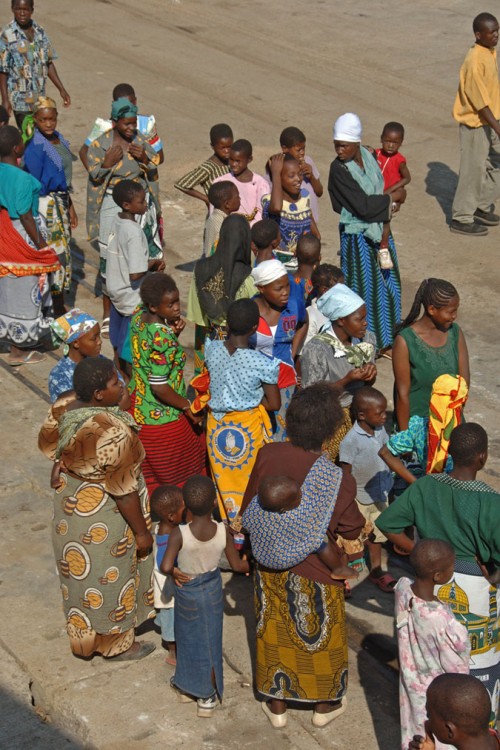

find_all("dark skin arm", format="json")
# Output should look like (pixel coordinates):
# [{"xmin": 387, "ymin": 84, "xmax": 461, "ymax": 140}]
[
  {"xmin": 151, "ymin": 383, "xmax": 201, "ymax": 424},
  {"xmin": 392, "ymin": 334, "xmax": 411, "ymax": 431},
  {"xmin": 223, "ymin": 527, "xmax": 250, "ymax": 574},
  {"xmin": 47, "ymin": 62, "xmax": 70, "ymax": 107},
  {"xmin": 478, "ymin": 104, "xmax": 500, "ymax": 137},
  {"xmin": 79, "ymin": 144, "xmax": 90, "ymax": 172},
  {"xmin": 384, "ymin": 530, "xmax": 415, "ymax": 554},
  {"xmin": 310, "ymin": 216, "xmax": 321, "ymax": 240},
  {"xmin": 458, "ymin": 327, "xmax": 471, "ymax": 387},
  {"xmin": 0, "ymin": 72, "xmax": 10, "ymax": 114},
  {"xmin": 268, "ymin": 154, "xmax": 285, "ymax": 214},
  {"xmin": 261, "ymin": 382, "xmax": 281, "ymax": 412},
  {"xmin": 19, "ymin": 210, "xmax": 46, "ymax": 249},
  {"xmin": 300, "ymin": 161, "xmax": 323, "ymax": 197},
  {"xmin": 378, "ymin": 445, "xmax": 417, "ymax": 485},
  {"xmin": 115, "ymin": 491, "xmax": 153, "ymax": 555},
  {"xmin": 175, "ymin": 185, "xmax": 209, "ymax": 207},
  {"xmin": 384, "ymin": 162, "xmax": 411, "ymax": 195}
]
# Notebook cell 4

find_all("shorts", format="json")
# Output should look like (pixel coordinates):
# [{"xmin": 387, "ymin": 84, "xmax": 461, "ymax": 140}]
[
  {"xmin": 355, "ymin": 499, "xmax": 388, "ymax": 544},
  {"xmin": 109, "ymin": 304, "xmax": 132, "ymax": 362},
  {"xmin": 155, "ymin": 607, "xmax": 175, "ymax": 642}
]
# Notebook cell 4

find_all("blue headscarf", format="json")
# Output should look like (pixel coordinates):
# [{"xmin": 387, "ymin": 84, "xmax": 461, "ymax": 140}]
[{"xmin": 317, "ymin": 283, "xmax": 365, "ymax": 321}]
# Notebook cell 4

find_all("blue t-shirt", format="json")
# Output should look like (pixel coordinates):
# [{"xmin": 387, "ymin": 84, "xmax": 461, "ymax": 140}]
[
  {"xmin": 339, "ymin": 421, "xmax": 393, "ymax": 505},
  {"xmin": 156, "ymin": 532, "xmax": 169, "ymax": 569}
]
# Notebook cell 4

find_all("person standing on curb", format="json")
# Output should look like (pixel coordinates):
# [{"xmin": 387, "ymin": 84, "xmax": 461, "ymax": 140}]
[{"xmin": 450, "ymin": 12, "xmax": 500, "ymax": 236}]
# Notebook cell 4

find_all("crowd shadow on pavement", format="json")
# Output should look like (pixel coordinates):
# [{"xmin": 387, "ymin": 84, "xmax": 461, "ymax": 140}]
[
  {"xmin": 357, "ymin": 634, "xmax": 401, "ymax": 750},
  {"xmin": 2, "ymin": 686, "xmax": 82, "ymax": 749},
  {"xmin": 425, "ymin": 162, "xmax": 458, "ymax": 224}
]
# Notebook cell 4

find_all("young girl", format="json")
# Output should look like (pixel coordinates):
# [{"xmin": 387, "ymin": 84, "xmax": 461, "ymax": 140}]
[
  {"xmin": 48, "ymin": 309, "xmax": 101, "ymax": 401},
  {"xmin": 210, "ymin": 139, "xmax": 269, "ymax": 225},
  {"xmin": 250, "ymin": 259, "xmax": 308, "ymax": 440},
  {"xmin": 204, "ymin": 298, "xmax": 280, "ymax": 525},
  {"xmin": 161, "ymin": 475, "xmax": 249, "ymax": 718},
  {"xmin": 395, "ymin": 539, "xmax": 470, "ymax": 750},
  {"xmin": 262, "ymin": 153, "xmax": 320, "ymax": 268},
  {"xmin": 23, "ymin": 96, "xmax": 77, "ymax": 314},
  {"xmin": 280, "ymin": 125, "xmax": 323, "ymax": 223},
  {"xmin": 392, "ymin": 278, "xmax": 470, "ymax": 431}
]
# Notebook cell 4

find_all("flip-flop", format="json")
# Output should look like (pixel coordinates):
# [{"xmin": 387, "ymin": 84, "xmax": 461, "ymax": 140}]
[
  {"xmin": 7, "ymin": 350, "xmax": 46, "ymax": 366},
  {"xmin": 368, "ymin": 572, "xmax": 397, "ymax": 593},
  {"xmin": 165, "ymin": 654, "xmax": 177, "ymax": 666},
  {"xmin": 101, "ymin": 317, "xmax": 110, "ymax": 339},
  {"xmin": 106, "ymin": 641, "xmax": 155, "ymax": 661}
]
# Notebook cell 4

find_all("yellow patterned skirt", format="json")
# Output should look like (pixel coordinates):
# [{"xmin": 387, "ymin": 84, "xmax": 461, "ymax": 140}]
[
  {"xmin": 324, "ymin": 406, "xmax": 352, "ymax": 463},
  {"xmin": 254, "ymin": 567, "xmax": 348, "ymax": 702}
]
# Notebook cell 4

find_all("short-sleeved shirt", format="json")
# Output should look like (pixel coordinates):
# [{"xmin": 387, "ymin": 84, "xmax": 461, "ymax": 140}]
[
  {"xmin": 339, "ymin": 421, "xmax": 393, "ymax": 505},
  {"xmin": 48, "ymin": 354, "xmax": 125, "ymax": 403},
  {"xmin": 0, "ymin": 20, "xmax": 57, "ymax": 112},
  {"xmin": 375, "ymin": 149, "xmax": 406, "ymax": 192},
  {"xmin": 453, "ymin": 43, "xmax": 500, "ymax": 127},
  {"xmin": 129, "ymin": 312, "xmax": 187, "ymax": 426},
  {"xmin": 175, "ymin": 158, "xmax": 229, "ymax": 195},
  {"xmin": 0, "ymin": 162, "xmax": 40, "ymax": 217},
  {"xmin": 205, "ymin": 339, "xmax": 280, "ymax": 421},
  {"xmin": 249, "ymin": 296, "xmax": 306, "ymax": 389},
  {"xmin": 84, "ymin": 114, "xmax": 163, "ymax": 153},
  {"xmin": 106, "ymin": 217, "xmax": 149, "ymax": 315},
  {"xmin": 262, "ymin": 188, "xmax": 312, "ymax": 265},
  {"xmin": 210, "ymin": 172, "xmax": 269, "ymax": 225}
]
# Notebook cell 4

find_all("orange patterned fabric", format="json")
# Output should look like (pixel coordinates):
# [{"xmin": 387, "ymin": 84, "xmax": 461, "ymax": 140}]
[
  {"xmin": 0, "ymin": 209, "xmax": 60, "ymax": 277},
  {"xmin": 426, "ymin": 374, "xmax": 469, "ymax": 474}
]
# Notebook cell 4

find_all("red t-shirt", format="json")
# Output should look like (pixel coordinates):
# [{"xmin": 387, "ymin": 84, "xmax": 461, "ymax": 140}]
[{"xmin": 375, "ymin": 149, "xmax": 406, "ymax": 191}]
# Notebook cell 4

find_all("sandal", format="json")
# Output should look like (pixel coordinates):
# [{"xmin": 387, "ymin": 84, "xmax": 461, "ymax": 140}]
[
  {"xmin": 101, "ymin": 317, "xmax": 110, "ymax": 339},
  {"xmin": 368, "ymin": 571, "xmax": 397, "ymax": 593},
  {"xmin": 7, "ymin": 350, "xmax": 46, "ymax": 366},
  {"xmin": 106, "ymin": 641, "xmax": 155, "ymax": 661},
  {"xmin": 343, "ymin": 580, "xmax": 352, "ymax": 599}
]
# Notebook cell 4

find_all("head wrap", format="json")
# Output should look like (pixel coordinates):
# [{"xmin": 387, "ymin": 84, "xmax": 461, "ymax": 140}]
[
  {"xmin": 195, "ymin": 214, "xmax": 253, "ymax": 322},
  {"xmin": 50, "ymin": 309, "xmax": 98, "ymax": 354},
  {"xmin": 21, "ymin": 96, "xmax": 58, "ymax": 144},
  {"xmin": 251, "ymin": 259, "xmax": 288, "ymax": 287},
  {"xmin": 333, "ymin": 113, "xmax": 362, "ymax": 143},
  {"xmin": 111, "ymin": 97, "xmax": 138, "ymax": 122},
  {"xmin": 317, "ymin": 283, "xmax": 365, "ymax": 321}
]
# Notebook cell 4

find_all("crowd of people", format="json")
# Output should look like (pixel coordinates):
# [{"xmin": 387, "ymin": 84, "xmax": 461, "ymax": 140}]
[{"xmin": 1, "ymin": 2, "xmax": 500, "ymax": 748}]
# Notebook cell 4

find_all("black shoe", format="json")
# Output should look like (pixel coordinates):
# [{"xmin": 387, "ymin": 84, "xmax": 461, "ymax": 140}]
[
  {"xmin": 450, "ymin": 220, "xmax": 488, "ymax": 236},
  {"xmin": 474, "ymin": 207, "xmax": 500, "ymax": 226}
]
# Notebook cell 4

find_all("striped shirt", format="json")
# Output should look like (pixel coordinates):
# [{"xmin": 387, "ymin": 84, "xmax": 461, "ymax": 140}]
[{"xmin": 175, "ymin": 158, "xmax": 229, "ymax": 195}]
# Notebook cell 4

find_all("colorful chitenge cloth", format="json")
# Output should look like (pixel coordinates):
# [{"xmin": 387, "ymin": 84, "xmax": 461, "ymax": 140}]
[
  {"xmin": 255, "ymin": 567, "xmax": 348, "ymax": 702},
  {"xmin": 0, "ymin": 208, "xmax": 60, "ymax": 276},
  {"xmin": 242, "ymin": 453, "xmax": 341, "ymax": 568},
  {"xmin": 427, "ymin": 373, "xmax": 468, "ymax": 474},
  {"xmin": 207, "ymin": 405, "xmax": 272, "ymax": 524}
]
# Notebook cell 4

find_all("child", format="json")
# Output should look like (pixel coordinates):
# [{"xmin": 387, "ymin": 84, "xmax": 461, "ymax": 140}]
[
  {"xmin": 450, "ymin": 13, "xmax": 500, "ymax": 236},
  {"xmin": 250, "ymin": 218, "xmax": 281, "ymax": 265},
  {"xmin": 409, "ymin": 674, "xmax": 500, "ymax": 750},
  {"xmin": 48, "ymin": 309, "xmax": 101, "ymax": 401},
  {"xmin": 303, "ymin": 263, "xmax": 344, "ymax": 346},
  {"xmin": 79, "ymin": 83, "xmax": 164, "ymax": 171},
  {"xmin": 375, "ymin": 122, "xmax": 411, "ymax": 195},
  {"xmin": 262, "ymin": 153, "xmax": 320, "ymax": 268},
  {"xmin": 150, "ymin": 484, "xmax": 185, "ymax": 667},
  {"xmin": 203, "ymin": 180, "xmax": 240, "ymax": 257},
  {"xmin": 106, "ymin": 180, "xmax": 165, "ymax": 371},
  {"xmin": 211, "ymin": 139, "xmax": 269, "ymax": 225},
  {"xmin": 288, "ymin": 234, "xmax": 321, "ymax": 306},
  {"xmin": 174, "ymin": 123, "xmax": 233, "ymax": 207},
  {"xmin": 161, "ymin": 475, "xmax": 249, "ymax": 718},
  {"xmin": 204, "ymin": 298, "xmax": 280, "ymax": 525},
  {"xmin": 396, "ymin": 540, "xmax": 470, "ymax": 750},
  {"xmin": 280, "ymin": 126, "xmax": 323, "ymax": 223},
  {"xmin": 339, "ymin": 386, "xmax": 396, "ymax": 591},
  {"xmin": 250, "ymin": 259, "xmax": 308, "ymax": 440},
  {"xmin": 0, "ymin": 104, "xmax": 9, "ymax": 126},
  {"xmin": 243, "ymin": 472, "xmax": 357, "ymax": 580}
]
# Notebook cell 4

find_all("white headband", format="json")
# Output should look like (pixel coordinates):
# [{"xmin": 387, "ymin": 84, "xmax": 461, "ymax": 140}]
[{"xmin": 251, "ymin": 259, "xmax": 288, "ymax": 287}]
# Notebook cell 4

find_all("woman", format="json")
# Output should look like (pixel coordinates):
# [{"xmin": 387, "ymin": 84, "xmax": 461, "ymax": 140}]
[
  {"xmin": 241, "ymin": 383, "xmax": 366, "ymax": 729},
  {"xmin": 392, "ymin": 278, "xmax": 470, "ymax": 431},
  {"xmin": 377, "ymin": 423, "xmax": 500, "ymax": 725},
  {"xmin": 301, "ymin": 283, "xmax": 377, "ymax": 460},
  {"xmin": 86, "ymin": 97, "xmax": 161, "ymax": 333},
  {"xmin": 328, "ymin": 112, "xmax": 406, "ymax": 352},
  {"xmin": 23, "ymin": 96, "xmax": 76, "ymax": 313},
  {"xmin": 0, "ymin": 124, "xmax": 59, "ymax": 365},
  {"xmin": 187, "ymin": 213, "xmax": 258, "ymax": 374},
  {"xmin": 38, "ymin": 356, "xmax": 155, "ymax": 660},
  {"xmin": 129, "ymin": 273, "xmax": 206, "ymax": 497}
]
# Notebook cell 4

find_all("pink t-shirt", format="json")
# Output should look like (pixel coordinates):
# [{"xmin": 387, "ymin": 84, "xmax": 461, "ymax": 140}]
[
  {"xmin": 210, "ymin": 172, "xmax": 269, "ymax": 226},
  {"xmin": 375, "ymin": 149, "xmax": 407, "ymax": 192}
]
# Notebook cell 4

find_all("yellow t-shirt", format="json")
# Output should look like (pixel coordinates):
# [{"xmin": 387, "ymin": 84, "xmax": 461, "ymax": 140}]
[{"xmin": 453, "ymin": 44, "xmax": 500, "ymax": 127}]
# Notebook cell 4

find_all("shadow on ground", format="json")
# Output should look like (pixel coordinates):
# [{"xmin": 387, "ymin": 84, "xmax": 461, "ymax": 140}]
[{"xmin": 425, "ymin": 162, "xmax": 458, "ymax": 224}]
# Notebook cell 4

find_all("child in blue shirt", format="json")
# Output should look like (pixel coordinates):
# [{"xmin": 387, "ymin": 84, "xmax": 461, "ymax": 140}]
[{"xmin": 151, "ymin": 484, "xmax": 185, "ymax": 666}]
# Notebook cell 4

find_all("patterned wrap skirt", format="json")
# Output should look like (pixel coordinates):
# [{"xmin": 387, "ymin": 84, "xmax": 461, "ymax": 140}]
[
  {"xmin": 340, "ymin": 228, "xmax": 401, "ymax": 351},
  {"xmin": 254, "ymin": 567, "xmax": 348, "ymax": 703}
]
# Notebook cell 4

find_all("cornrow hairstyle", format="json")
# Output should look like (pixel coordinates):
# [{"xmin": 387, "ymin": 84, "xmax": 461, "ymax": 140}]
[{"xmin": 396, "ymin": 278, "xmax": 458, "ymax": 333}]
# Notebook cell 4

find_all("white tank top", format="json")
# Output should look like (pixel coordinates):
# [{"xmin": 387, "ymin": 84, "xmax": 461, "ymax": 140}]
[{"xmin": 177, "ymin": 522, "xmax": 226, "ymax": 577}]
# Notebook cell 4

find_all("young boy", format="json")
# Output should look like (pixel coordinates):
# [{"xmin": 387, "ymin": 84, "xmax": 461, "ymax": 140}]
[
  {"xmin": 339, "ymin": 386, "xmax": 396, "ymax": 592},
  {"xmin": 451, "ymin": 13, "xmax": 500, "ymax": 236},
  {"xmin": 243, "ymin": 473, "xmax": 357, "ymax": 581},
  {"xmin": 210, "ymin": 139, "xmax": 269, "ymax": 225},
  {"xmin": 396, "ymin": 540, "xmax": 469, "ymax": 750},
  {"xmin": 288, "ymin": 234, "xmax": 321, "ymax": 306},
  {"xmin": 280, "ymin": 126, "xmax": 323, "ymax": 223},
  {"xmin": 303, "ymin": 263, "xmax": 344, "ymax": 347},
  {"xmin": 161, "ymin": 475, "xmax": 249, "ymax": 718},
  {"xmin": 203, "ymin": 180, "xmax": 240, "ymax": 257},
  {"xmin": 174, "ymin": 123, "xmax": 233, "ymax": 207},
  {"xmin": 106, "ymin": 179, "xmax": 164, "ymax": 371},
  {"xmin": 409, "ymin": 674, "xmax": 499, "ymax": 749},
  {"xmin": 375, "ymin": 122, "xmax": 411, "ymax": 195},
  {"xmin": 250, "ymin": 218, "xmax": 281, "ymax": 265},
  {"xmin": 151, "ymin": 484, "xmax": 185, "ymax": 666}
]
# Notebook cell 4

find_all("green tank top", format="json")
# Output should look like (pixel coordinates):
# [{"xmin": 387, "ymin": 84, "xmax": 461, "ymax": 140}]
[{"xmin": 398, "ymin": 323, "xmax": 460, "ymax": 418}]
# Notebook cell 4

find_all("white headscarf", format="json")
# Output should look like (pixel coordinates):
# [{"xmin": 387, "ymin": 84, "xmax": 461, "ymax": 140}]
[
  {"xmin": 251, "ymin": 259, "xmax": 288, "ymax": 287},
  {"xmin": 333, "ymin": 113, "xmax": 362, "ymax": 143}
]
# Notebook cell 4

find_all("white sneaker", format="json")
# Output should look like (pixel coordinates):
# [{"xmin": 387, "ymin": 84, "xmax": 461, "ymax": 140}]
[
  {"xmin": 378, "ymin": 247, "xmax": 393, "ymax": 270},
  {"xmin": 197, "ymin": 694, "xmax": 217, "ymax": 718}
]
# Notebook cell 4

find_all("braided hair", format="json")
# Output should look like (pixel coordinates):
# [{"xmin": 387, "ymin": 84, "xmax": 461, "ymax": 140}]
[{"xmin": 396, "ymin": 278, "xmax": 458, "ymax": 333}]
